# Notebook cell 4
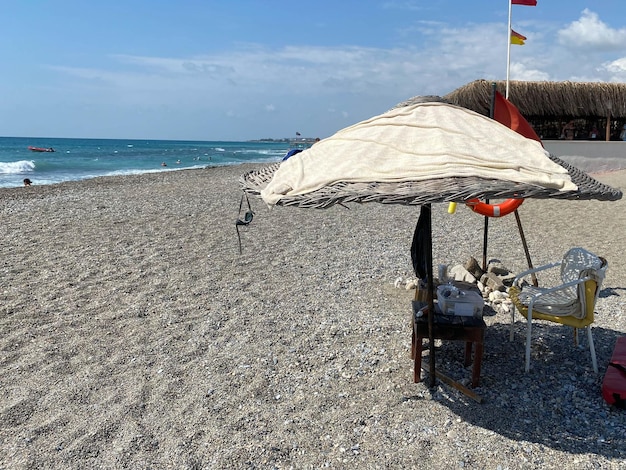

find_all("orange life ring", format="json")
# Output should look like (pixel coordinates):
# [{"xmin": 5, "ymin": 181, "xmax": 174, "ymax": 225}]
[{"xmin": 466, "ymin": 198, "xmax": 523, "ymax": 217}]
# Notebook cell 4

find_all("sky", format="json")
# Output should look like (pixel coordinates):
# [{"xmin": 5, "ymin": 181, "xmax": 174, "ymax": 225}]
[{"xmin": 2, "ymin": 0, "xmax": 625, "ymax": 141}]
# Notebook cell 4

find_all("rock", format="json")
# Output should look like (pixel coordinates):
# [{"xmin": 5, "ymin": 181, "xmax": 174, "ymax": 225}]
[
  {"xmin": 449, "ymin": 265, "xmax": 477, "ymax": 284},
  {"xmin": 487, "ymin": 260, "xmax": 512, "ymax": 276},
  {"xmin": 481, "ymin": 272, "xmax": 506, "ymax": 292},
  {"xmin": 464, "ymin": 257, "xmax": 484, "ymax": 280},
  {"xmin": 499, "ymin": 273, "xmax": 517, "ymax": 287},
  {"xmin": 488, "ymin": 291, "xmax": 508, "ymax": 302}
]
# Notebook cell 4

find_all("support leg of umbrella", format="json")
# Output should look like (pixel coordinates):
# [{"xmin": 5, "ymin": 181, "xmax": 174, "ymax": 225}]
[
  {"xmin": 513, "ymin": 209, "xmax": 538, "ymax": 287},
  {"xmin": 482, "ymin": 208, "xmax": 489, "ymax": 272}
]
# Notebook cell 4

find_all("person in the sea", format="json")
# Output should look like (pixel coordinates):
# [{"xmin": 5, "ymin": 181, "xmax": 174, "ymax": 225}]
[{"xmin": 23, "ymin": 178, "xmax": 32, "ymax": 186}]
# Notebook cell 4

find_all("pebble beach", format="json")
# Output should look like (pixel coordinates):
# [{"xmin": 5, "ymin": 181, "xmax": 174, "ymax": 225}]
[{"xmin": 1, "ymin": 164, "xmax": 626, "ymax": 469}]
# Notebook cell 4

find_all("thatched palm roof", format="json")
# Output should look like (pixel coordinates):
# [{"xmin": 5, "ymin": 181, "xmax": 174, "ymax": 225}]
[{"xmin": 444, "ymin": 79, "xmax": 626, "ymax": 118}]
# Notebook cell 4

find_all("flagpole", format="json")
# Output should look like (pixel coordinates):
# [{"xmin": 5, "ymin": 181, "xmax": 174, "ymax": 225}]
[{"xmin": 506, "ymin": 0, "xmax": 513, "ymax": 99}]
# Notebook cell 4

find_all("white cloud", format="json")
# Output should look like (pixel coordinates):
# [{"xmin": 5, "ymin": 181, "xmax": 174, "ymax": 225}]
[
  {"xmin": 601, "ymin": 57, "xmax": 626, "ymax": 82},
  {"xmin": 558, "ymin": 9, "xmax": 626, "ymax": 51},
  {"xmin": 604, "ymin": 57, "xmax": 626, "ymax": 73},
  {"xmin": 508, "ymin": 62, "xmax": 550, "ymax": 82}
]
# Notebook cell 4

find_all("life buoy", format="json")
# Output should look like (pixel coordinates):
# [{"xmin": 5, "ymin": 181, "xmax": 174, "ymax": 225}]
[{"xmin": 466, "ymin": 198, "xmax": 523, "ymax": 217}]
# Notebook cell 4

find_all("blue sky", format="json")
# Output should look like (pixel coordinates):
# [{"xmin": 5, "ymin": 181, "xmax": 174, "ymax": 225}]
[{"xmin": 2, "ymin": 1, "xmax": 625, "ymax": 141}]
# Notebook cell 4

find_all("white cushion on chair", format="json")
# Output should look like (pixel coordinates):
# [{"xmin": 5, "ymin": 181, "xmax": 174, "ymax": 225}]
[{"xmin": 516, "ymin": 285, "xmax": 580, "ymax": 316}]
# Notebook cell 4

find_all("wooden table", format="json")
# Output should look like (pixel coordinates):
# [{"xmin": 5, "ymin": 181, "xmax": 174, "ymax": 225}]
[{"xmin": 411, "ymin": 301, "xmax": 486, "ymax": 388}]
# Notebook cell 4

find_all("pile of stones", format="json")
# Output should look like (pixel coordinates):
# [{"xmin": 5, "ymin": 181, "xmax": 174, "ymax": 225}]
[
  {"xmin": 445, "ymin": 256, "xmax": 516, "ymax": 315},
  {"xmin": 397, "ymin": 256, "xmax": 517, "ymax": 315}
]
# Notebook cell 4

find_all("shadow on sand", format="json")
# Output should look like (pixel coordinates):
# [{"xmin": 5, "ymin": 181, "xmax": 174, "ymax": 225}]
[{"xmin": 409, "ymin": 289, "xmax": 626, "ymax": 460}]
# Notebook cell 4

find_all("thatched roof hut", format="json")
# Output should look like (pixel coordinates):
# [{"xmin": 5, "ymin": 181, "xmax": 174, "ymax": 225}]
[
  {"xmin": 444, "ymin": 79, "xmax": 626, "ymax": 119},
  {"xmin": 443, "ymin": 79, "xmax": 626, "ymax": 140}
]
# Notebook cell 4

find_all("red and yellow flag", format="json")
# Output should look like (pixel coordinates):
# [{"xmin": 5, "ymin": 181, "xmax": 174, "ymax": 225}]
[
  {"xmin": 512, "ymin": 0, "xmax": 537, "ymax": 5},
  {"xmin": 511, "ymin": 29, "xmax": 526, "ymax": 45}
]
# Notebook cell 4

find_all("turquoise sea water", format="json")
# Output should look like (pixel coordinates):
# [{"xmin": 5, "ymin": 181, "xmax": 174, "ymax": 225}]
[
  {"xmin": 3, "ymin": 136, "xmax": 625, "ymax": 189},
  {"xmin": 0, "ymin": 136, "xmax": 291, "ymax": 188}
]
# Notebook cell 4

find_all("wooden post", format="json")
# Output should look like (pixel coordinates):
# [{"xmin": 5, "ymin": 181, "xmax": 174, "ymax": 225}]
[{"xmin": 606, "ymin": 100, "xmax": 612, "ymax": 141}]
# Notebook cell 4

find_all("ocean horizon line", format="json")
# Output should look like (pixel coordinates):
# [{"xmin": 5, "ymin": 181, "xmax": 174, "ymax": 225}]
[{"xmin": 0, "ymin": 135, "xmax": 315, "ymax": 144}]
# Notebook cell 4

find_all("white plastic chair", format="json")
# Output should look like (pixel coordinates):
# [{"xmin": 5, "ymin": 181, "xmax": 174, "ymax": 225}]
[{"xmin": 509, "ymin": 247, "xmax": 607, "ymax": 373}]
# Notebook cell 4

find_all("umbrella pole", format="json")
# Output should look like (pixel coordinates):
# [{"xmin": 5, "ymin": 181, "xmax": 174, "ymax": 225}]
[
  {"xmin": 425, "ymin": 204, "xmax": 436, "ymax": 388},
  {"xmin": 513, "ymin": 209, "xmax": 538, "ymax": 287},
  {"xmin": 482, "ymin": 83, "xmax": 498, "ymax": 271}
]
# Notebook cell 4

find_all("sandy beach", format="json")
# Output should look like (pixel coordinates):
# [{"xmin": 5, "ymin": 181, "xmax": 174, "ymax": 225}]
[{"xmin": 1, "ymin": 164, "xmax": 626, "ymax": 469}]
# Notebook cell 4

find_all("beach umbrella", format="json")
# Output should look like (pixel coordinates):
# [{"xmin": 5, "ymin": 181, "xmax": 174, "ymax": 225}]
[{"xmin": 240, "ymin": 96, "xmax": 622, "ymax": 387}]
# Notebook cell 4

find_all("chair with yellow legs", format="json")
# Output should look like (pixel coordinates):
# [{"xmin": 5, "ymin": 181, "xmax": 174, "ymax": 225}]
[{"xmin": 509, "ymin": 247, "xmax": 607, "ymax": 373}]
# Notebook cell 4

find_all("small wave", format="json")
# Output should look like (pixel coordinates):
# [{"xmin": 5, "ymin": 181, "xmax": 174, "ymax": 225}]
[
  {"xmin": 233, "ymin": 149, "xmax": 284, "ymax": 155},
  {"xmin": 253, "ymin": 149, "xmax": 286, "ymax": 156},
  {"xmin": 105, "ymin": 164, "xmax": 208, "ymax": 177},
  {"xmin": 214, "ymin": 148, "xmax": 225, "ymax": 152},
  {"xmin": 0, "ymin": 160, "xmax": 35, "ymax": 174}
]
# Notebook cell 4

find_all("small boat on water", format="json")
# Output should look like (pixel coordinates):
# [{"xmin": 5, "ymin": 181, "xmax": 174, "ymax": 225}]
[{"xmin": 28, "ymin": 146, "xmax": 55, "ymax": 153}]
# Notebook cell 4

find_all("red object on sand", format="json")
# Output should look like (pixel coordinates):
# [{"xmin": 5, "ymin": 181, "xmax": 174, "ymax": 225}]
[{"xmin": 602, "ymin": 336, "xmax": 626, "ymax": 408}]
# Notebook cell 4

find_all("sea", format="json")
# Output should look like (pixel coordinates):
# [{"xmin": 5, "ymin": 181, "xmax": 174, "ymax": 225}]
[
  {"xmin": 0, "ymin": 136, "xmax": 293, "ymax": 188},
  {"xmin": 2, "ymin": 136, "xmax": 625, "ymax": 189}
]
